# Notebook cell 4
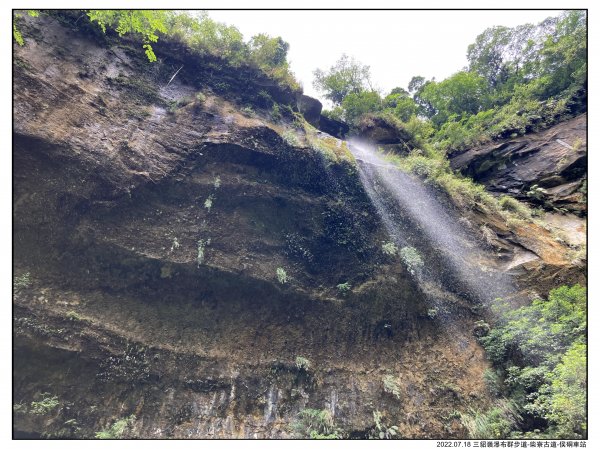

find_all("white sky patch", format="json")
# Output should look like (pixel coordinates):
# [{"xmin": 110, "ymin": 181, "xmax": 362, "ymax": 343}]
[{"xmin": 209, "ymin": 10, "xmax": 562, "ymax": 105}]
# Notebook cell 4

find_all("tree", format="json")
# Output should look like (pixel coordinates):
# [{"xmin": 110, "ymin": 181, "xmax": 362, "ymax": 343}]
[
  {"xmin": 389, "ymin": 86, "xmax": 409, "ymax": 97},
  {"xmin": 408, "ymin": 76, "xmax": 426, "ymax": 95},
  {"xmin": 467, "ymin": 12, "xmax": 586, "ymax": 103},
  {"xmin": 478, "ymin": 285, "xmax": 587, "ymax": 438},
  {"xmin": 87, "ymin": 10, "xmax": 171, "ymax": 62},
  {"xmin": 408, "ymin": 76, "xmax": 436, "ymax": 119},
  {"xmin": 467, "ymin": 26, "xmax": 513, "ymax": 89},
  {"xmin": 341, "ymin": 91, "xmax": 382, "ymax": 123},
  {"xmin": 419, "ymin": 71, "xmax": 489, "ymax": 127},
  {"xmin": 383, "ymin": 92, "xmax": 418, "ymax": 122},
  {"xmin": 538, "ymin": 10, "xmax": 587, "ymax": 98},
  {"xmin": 249, "ymin": 33, "xmax": 290, "ymax": 68},
  {"xmin": 547, "ymin": 341, "xmax": 587, "ymax": 438},
  {"xmin": 313, "ymin": 54, "xmax": 372, "ymax": 105},
  {"xmin": 186, "ymin": 14, "xmax": 247, "ymax": 64}
]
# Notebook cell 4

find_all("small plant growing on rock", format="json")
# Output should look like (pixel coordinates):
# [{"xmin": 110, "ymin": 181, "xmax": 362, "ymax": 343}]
[
  {"xmin": 95, "ymin": 414, "xmax": 136, "ymax": 439},
  {"xmin": 271, "ymin": 103, "xmax": 282, "ymax": 122},
  {"xmin": 483, "ymin": 368, "xmax": 503, "ymax": 397},
  {"xmin": 526, "ymin": 184, "xmax": 548, "ymax": 201},
  {"xmin": 213, "ymin": 176, "xmax": 221, "ymax": 189},
  {"xmin": 66, "ymin": 310, "xmax": 83, "ymax": 321},
  {"xmin": 472, "ymin": 320, "xmax": 490, "ymax": 338},
  {"xmin": 167, "ymin": 96, "xmax": 194, "ymax": 113},
  {"xmin": 30, "ymin": 393, "xmax": 59, "ymax": 415},
  {"xmin": 445, "ymin": 410, "xmax": 462, "ymax": 421},
  {"xmin": 276, "ymin": 267, "xmax": 287, "ymax": 284},
  {"xmin": 204, "ymin": 194, "xmax": 215, "ymax": 212},
  {"xmin": 13, "ymin": 403, "xmax": 27, "ymax": 414},
  {"xmin": 371, "ymin": 410, "xmax": 400, "ymax": 439},
  {"xmin": 382, "ymin": 375, "xmax": 402, "ymax": 400},
  {"xmin": 44, "ymin": 418, "xmax": 81, "ymax": 439},
  {"xmin": 295, "ymin": 356, "xmax": 311, "ymax": 371},
  {"xmin": 258, "ymin": 90, "xmax": 273, "ymax": 106},
  {"xmin": 400, "ymin": 246, "xmax": 424, "ymax": 274},
  {"xmin": 195, "ymin": 92, "xmax": 206, "ymax": 103},
  {"xmin": 427, "ymin": 308, "xmax": 438, "ymax": 319},
  {"xmin": 241, "ymin": 105, "xmax": 255, "ymax": 116},
  {"xmin": 197, "ymin": 239, "xmax": 211, "ymax": 266},
  {"xmin": 460, "ymin": 399, "xmax": 519, "ymax": 439},
  {"xmin": 13, "ymin": 272, "xmax": 31, "ymax": 290},
  {"xmin": 167, "ymin": 100, "xmax": 179, "ymax": 114},
  {"xmin": 170, "ymin": 237, "xmax": 180, "ymax": 252},
  {"xmin": 282, "ymin": 130, "xmax": 300, "ymax": 146},
  {"xmin": 381, "ymin": 241, "xmax": 398, "ymax": 256},
  {"xmin": 499, "ymin": 195, "xmax": 531, "ymax": 219},
  {"xmin": 336, "ymin": 282, "xmax": 351, "ymax": 294},
  {"xmin": 292, "ymin": 408, "xmax": 339, "ymax": 439}
]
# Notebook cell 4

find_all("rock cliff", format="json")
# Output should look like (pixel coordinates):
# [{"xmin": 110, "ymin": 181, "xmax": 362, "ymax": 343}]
[
  {"xmin": 12, "ymin": 13, "xmax": 585, "ymax": 439},
  {"xmin": 449, "ymin": 114, "xmax": 587, "ymax": 215}
]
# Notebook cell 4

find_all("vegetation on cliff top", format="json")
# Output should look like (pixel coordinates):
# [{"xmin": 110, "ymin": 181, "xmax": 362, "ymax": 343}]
[
  {"xmin": 314, "ymin": 10, "xmax": 586, "ymax": 153},
  {"xmin": 313, "ymin": 10, "xmax": 586, "ymax": 230},
  {"xmin": 14, "ymin": 10, "xmax": 301, "ymax": 92}
]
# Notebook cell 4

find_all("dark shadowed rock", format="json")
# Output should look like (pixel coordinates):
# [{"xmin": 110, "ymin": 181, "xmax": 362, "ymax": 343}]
[
  {"xmin": 12, "ymin": 12, "xmax": 493, "ymax": 440},
  {"xmin": 449, "ymin": 113, "xmax": 587, "ymax": 215},
  {"xmin": 296, "ymin": 94, "xmax": 322, "ymax": 127},
  {"xmin": 356, "ymin": 114, "xmax": 414, "ymax": 148},
  {"xmin": 318, "ymin": 114, "xmax": 350, "ymax": 139}
]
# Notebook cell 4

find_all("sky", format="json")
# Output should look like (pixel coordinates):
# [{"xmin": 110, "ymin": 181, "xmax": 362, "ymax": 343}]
[{"xmin": 209, "ymin": 10, "xmax": 562, "ymax": 105}]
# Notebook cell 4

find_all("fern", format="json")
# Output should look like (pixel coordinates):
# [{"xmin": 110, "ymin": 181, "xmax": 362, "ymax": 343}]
[
  {"xmin": 292, "ymin": 408, "xmax": 339, "ymax": 439},
  {"xmin": 382, "ymin": 375, "xmax": 402, "ymax": 399},
  {"xmin": 95, "ymin": 414, "xmax": 136, "ymax": 439}
]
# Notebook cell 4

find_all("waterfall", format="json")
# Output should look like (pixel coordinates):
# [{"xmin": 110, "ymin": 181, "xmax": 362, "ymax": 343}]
[{"xmin": 349, "ymin": 139, "xmax": 515, "ymax": 307}]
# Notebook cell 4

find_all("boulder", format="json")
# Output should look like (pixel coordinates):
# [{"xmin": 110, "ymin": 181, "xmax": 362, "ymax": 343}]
[
  {"xmin": 356, "ymin": 114, "xmax": 414, "ymax": 148},
  {"xmin": 318, "ymin": 114, "xmax": 350, "ymax": 139},
  {"xmin": 296, "ymin": 94, "xmax": 322, "ymax": 127}
]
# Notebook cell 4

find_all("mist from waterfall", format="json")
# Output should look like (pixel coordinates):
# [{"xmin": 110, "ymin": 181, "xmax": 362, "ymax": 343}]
[{"xmin": 349, "ymin": 139, "xmax": 515, "ymax": 306}]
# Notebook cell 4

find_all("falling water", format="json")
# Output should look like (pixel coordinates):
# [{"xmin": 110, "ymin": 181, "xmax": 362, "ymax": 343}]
[{"xmin": 349, "ymin": 139, "xmax": 515, "ymax": 307}]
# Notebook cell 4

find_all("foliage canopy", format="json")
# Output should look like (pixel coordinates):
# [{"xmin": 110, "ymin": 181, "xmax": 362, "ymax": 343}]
[
  {"xmin": 313, "ymin": 11, "xmax": 586, "ymax": 153},
  {"xmin": 313, "ymin": 54, "xmax": 373, "ymax": 105}
]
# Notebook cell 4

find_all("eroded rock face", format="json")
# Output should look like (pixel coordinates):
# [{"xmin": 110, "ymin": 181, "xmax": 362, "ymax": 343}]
[
  {"xmin": 449, "ymin": 114, "xmax": 587, "ymax": 215},
  {"xmin": 13, "ymin": 14, "xmax": 492, "ymax": 439},
  {"xmin": 12, "ymin": 14, "xmax": 585, "ymax": 440}
]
